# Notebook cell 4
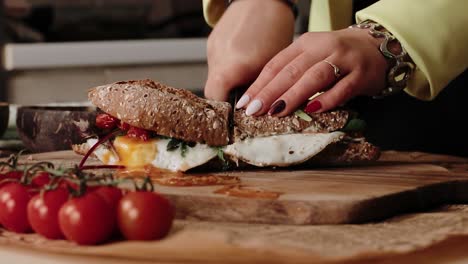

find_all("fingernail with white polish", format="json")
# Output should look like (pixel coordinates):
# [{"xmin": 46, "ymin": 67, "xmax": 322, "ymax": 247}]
[
  {"xmin": 245, "ymin": 99, "xmax": 263, "ymax": 116},
  {"xmin": 236, "ymin": 94, "xmax": 250, "ymax": 109}
]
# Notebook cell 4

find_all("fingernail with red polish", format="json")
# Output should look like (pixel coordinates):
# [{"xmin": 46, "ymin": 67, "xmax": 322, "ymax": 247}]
[
  {"xmin": 305, "ymin": 100, "xmax": 322, "ymax": 113},
  {"xmin": 268, "ymin": 100, "xmax": 286, "ymax": 115}
]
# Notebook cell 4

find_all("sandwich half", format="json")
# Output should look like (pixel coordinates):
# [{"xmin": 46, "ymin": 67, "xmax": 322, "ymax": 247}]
[{"xmin": 74, "ymin": 79, "xmax": 380, "ymax": 172}]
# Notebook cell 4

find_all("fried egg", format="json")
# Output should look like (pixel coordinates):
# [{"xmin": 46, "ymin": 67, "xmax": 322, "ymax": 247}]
[
  {"xmin": 224, "ymin": 132, "xmax": 344, "ymax": 167},
  {"xmin": 86, "ymin": 136, "xmax": 217, "ymax": 171},
  {"xmin": 86, "ymin": 132, "xmax": 344, "ymax": 172}
]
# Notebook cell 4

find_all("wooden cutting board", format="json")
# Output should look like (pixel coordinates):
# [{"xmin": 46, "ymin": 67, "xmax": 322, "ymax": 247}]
[{"xmin": 17, "ymin": 150, "xmax": 468, "ymax": 225}]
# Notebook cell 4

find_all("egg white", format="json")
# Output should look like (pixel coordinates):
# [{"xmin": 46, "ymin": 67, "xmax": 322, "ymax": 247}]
[
  {"xmin": 86, "ymin": 136, "xmax": 217, "ymax": 172},
  {"xmin": 224, "ymin": 132, "xmax": 344, "ymax": 167},
  {"xmin": 86, "ymin": 132, "xmax": 344, "ymax": 172}
]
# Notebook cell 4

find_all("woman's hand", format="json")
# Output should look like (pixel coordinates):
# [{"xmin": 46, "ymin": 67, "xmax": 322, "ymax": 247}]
[
  {"xmin": 236, "ymin": 27, "xmax": 389, "ymax": 116},
  {"xmin": 204, "ymin": 0, "xmax": 295, "ymax": 101}
]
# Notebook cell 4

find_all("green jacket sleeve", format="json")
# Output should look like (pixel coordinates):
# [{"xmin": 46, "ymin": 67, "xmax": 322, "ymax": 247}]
[
  {"xmin": 308, "ymin": 0, "xmax": 352, "ymax": 31},
  {"xmin": 357, "ymin": 0, "xmax": 468, "ymax": 100}
]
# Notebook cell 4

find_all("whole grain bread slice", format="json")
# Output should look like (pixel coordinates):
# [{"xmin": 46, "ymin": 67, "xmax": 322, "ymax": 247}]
[
  {"xmin": 232, "ymin": 109, "xmax": 350, "ymax": 141},
  {"xmin": 88, "ymin": 79, "xmax": 231, "ymax": 146},
  {"xmin": 304, "ymin": 140, "xmax": 380, "ymax": 166}
]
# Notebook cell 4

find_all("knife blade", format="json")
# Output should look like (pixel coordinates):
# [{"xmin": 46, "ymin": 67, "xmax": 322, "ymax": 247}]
[{"xmin": 227, "ymin": 85, "xmax": 247, "ymax": 136}]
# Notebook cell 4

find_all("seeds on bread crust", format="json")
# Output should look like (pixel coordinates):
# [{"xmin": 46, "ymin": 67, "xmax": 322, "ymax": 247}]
[
  {"xmin": 232, "ymin": 109, "xmax": 349, "ymax": 141},
  {"xmin": 88, "ymin": 79, "xmax": 231, "ymax": 146}
]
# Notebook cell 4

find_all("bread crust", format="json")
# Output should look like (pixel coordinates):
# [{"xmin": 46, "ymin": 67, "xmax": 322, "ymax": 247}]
[
  {"xmin": 232, "ymin": 109, "xmax": 349, "ymax": 141},
  {"xmin": 88, "ymin": 79, "xmax": 231, "ymax": 146},
  {"xmin": 304, "ymin": 140, "xmax": 380, "ymax": 166}
]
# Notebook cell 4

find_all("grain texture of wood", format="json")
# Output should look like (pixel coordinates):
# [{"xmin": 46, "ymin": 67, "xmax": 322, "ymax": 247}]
[{"xmin": 15, "ymin": 150, "xmax": 468, "ymax": 225}]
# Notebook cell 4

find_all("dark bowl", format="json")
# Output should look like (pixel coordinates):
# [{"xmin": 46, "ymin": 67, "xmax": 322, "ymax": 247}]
[
  {"xmin": 0, "ymin": 102, "xmax": 9, "ymax": 139},
  {"xmin": 16, "ymin": 106, "xmax": 98, "ymax": 153}
]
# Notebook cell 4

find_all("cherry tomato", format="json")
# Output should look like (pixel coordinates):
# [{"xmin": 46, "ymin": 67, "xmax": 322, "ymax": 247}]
[
  {"xmin": 119, "ymin": 122, "xmax": 130, "ymax": 131},
  {"xmin": 0, "ymin": 171, "xmax": 22, "ymax": 188},
  {"xmin": 59, "ymin": 192, "xmax": 115, "ymax": 245},
  {"xmin": 127, "ymin": 127, "xmax": 150, "ymax": 141},
  {"xmin": 0, "ymin": 182, "xmax": 34, "ymax": 233},
  {"xmin": 94, "ymin": 186, "xmax": 123, "ymax": 211},
  {"xmin": 117, "ymin": 191, "xmax": 174, "ymax": 240},
  {"xmin": 95, "ymin": 113, "xmax": 119, "ymax": 129},
  {"xmin": 27, "ymin": 188, "xmax": 69, "ymax": 239},
  {"xmin": 94, "ymin": 186, "xmax": 123, "ymax": 234},
  {"xmin": 6, "ymin": 171, "xmax": 23, "ymax": 180},
  {"xmin": 31, "ymin": 172, "xmax": 51, "ymax": 188}
]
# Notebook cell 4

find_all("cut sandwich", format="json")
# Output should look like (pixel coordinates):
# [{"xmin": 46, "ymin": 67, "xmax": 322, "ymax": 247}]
[{"xmin": 74, "ymin": 79, "xmax": 380, "ymax": 172}]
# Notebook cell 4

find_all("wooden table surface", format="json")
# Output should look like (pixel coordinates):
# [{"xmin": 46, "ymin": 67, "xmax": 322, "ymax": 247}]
[
  {"xmin": 17, "ymin": 150, "xmax": 468, "ymax": 226},
  {"xmin": 2, "ymin": 225, "xmax": 468, "ymax": 264},
  {"xmin": 2, "ymin": 150, "xmax": 468, "ymax": 263}
]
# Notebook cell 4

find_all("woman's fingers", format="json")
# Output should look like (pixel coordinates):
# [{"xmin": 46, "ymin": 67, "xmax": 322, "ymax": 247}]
[
  {"xmin": 235, "ymin": 44, "xmax": 301, "ymax": 109},
  {"xmin": 204, "ymin": 71, "xmax": 236, "ymax": 101},
  {"xmin": 231, "ymin": 29, "xmax": 388, "ymax": 116},
  {"xmin": 305, "ymin": 71, "xmax": 362, "ymax": 113},
  {"xmin": 264, "ymin": 59, "xmax": 346, "ymax": 117},
  {"xmin": 244, "ymin": 54, "xmax": 316, "ymax": 115},
  {"xmin": 204, "ymin": 63, "xmax": 255, "ymax": 101}
]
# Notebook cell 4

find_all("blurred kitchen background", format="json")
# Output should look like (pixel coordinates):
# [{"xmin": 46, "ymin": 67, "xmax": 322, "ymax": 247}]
[
  {"xmin": 0, "ymin": 0, "xmax": 312, "ymax": 155},
  {"xmin": 1, "ymin": 0, "xmax": 311, "ymax": 106},
  {"xmin": 1, "ymin": 1, "xmax": 466, "ymax": 157}
]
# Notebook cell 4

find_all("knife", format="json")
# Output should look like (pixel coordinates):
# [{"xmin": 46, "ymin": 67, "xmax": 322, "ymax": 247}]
[{"xmin": 227, "ymin": 85, "xmax": 247, "ymax": 133}]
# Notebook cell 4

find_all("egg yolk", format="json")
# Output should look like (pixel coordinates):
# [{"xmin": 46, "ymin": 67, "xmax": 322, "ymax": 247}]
[{"xmin": 113, "ymin": 136, "xmax": 158, "ymax": 168}]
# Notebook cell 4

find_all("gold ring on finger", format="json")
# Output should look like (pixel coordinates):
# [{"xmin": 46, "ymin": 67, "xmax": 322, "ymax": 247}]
[{"xmin": 323, "ymin": 59, "xmax": 341, "ymax": 79}]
